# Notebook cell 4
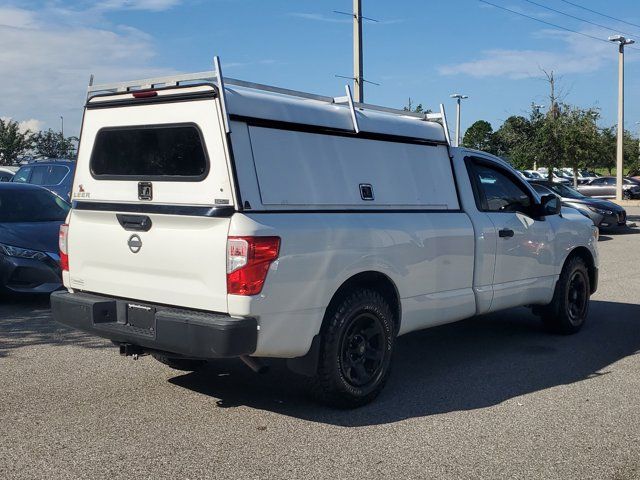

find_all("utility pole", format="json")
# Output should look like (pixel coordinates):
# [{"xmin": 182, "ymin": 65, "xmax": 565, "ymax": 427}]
[
  {"xmin": 609, "ymin": 35, "xmax": 635, "ymax": 201},
  {"xmin": 353, "ymin": 0, "xmax": 363, "ymax": 102},
  {"xmin": 450, "ymin": 94, "xmax": 468, "ymax": 147},
  {"xmin": 542, "ymin": 69, "xmax": 558, "ymax": 181},
  {"xmin": 60, "ymin": 116, "xmax": 64, "ymax": 138}
]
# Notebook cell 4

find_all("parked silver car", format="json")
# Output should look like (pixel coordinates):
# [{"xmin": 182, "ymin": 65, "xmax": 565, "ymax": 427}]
[{"xmin": 577, "ymin": 177, "xmax": 640, "ymax": 199}]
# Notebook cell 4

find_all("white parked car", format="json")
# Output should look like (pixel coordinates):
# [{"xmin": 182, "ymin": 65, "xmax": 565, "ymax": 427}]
[
  {"xmin": 524, "ymin": 169, "xmax": 543, "ymax": 179},
  {"xmin": 52, "ymin": 61, "xmax": 600, "ymax": 407},
  {"xmin": 0, "ymin": 167, "xmax": 15, "ymax": 182}
]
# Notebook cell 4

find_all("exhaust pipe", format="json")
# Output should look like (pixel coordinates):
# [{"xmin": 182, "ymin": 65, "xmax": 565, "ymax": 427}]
[{"xmin": 240, "ymin": 355, "xmax": 268, "ymax": 374}]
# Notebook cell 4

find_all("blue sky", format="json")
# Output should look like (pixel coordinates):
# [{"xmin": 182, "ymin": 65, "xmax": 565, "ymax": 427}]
[{"xmin": 1, "ymin": 0, "xmax": 639, "ymax": 138}]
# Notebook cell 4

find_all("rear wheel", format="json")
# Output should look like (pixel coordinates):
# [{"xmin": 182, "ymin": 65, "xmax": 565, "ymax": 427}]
[
  {"xmin": 151, "ymin": 353, "xmax": 208, "ymax": 372},
  {"xmin": 539, "ymin": 256, "xmax": 591, "ymax": 334},
  {"xmin": 311, "ymin": 289, "xmax": 395, "ymax": 408}
]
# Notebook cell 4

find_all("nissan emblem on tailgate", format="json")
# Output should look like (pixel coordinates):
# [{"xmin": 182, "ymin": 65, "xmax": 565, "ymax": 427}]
[{"xmin": 138, "ymin": 182, "xmax": 153, "ymax": 200}]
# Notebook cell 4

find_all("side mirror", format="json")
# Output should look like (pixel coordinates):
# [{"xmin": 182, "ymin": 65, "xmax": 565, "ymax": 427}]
[{"xmin": 539, "ymin": 194, "xmax": 561, "ymax": 216}]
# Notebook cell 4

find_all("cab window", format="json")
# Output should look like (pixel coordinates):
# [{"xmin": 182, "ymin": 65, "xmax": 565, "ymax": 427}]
[{"xmin": 468, "ymin": 160, "xmax": 532, "ymax": 213}]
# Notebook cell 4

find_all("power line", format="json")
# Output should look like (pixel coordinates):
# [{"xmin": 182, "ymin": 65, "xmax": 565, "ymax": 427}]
[
  {"xmin": 479, "ymin": 0, "xmax": 609, "ymax": 44},
  {"xmin": 521, "ymin": 0, "xmax": 639, "ymax": 39},
  {"xmin": 559, "ymin": 0, "xmax": 640, "ymax": 31},
  {"xmin": 477, "ymin": 0, "xmax": 639, "ymax": 51}
]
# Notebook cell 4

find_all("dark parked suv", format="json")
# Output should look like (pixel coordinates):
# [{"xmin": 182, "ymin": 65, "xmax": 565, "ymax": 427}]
[{"xmin": 12, "ymin": 159, "xmax": 75, "ymax": 200}]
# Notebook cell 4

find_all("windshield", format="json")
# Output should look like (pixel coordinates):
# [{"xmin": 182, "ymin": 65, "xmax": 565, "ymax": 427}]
[
  {"xmin": 0, "ymin": 188, "xmax": 70, "ymax": 222},
  {"xmin": 544, "ymin": 182, "xmax": 586, "ymax": 199}
]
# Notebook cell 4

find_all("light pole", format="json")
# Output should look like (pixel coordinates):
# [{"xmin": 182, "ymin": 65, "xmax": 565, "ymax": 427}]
[
  {"xmin": 609, "ymin": 35, "xmax": 635, "ymax": 201},
  {"xmin": 60, "ymin": 116, "xmax": 64, "ymax": 138},
  {"xmin": 450, "ymin": 93, "xmax": 469, "ymax": 147}
]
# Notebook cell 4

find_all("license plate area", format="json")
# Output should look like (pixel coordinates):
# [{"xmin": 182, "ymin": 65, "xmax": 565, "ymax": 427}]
[{"xmin": 127, "ymin": 303, "xmax": 156, "ymax": 332}]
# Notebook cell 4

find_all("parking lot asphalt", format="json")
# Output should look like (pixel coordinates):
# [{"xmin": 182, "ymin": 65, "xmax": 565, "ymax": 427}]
[{"xmin": 1, "ymin": 209, "xmax": 640, "ymax": 480}]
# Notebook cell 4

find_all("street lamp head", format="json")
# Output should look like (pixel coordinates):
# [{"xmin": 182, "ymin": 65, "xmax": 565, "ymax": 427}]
[
  {"xmin": 450, "ymin": 93, "xmax": 469, "ymax": 100},
  {"xmin": 609, "ymin": 35, "xmax": 635, "ymax": 45}
]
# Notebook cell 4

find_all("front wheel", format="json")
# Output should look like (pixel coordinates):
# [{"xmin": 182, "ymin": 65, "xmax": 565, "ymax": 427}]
[
  {"xmin": 311, "ymin": 289, "xmax": 395, "ymax": 408},
  {"xmin": 539, "ymin": 256, "xmax": 591, "ymax": 334}
]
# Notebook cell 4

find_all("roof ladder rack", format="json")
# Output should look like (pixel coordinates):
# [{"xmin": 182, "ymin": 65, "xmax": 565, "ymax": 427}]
[
  {"xmin": 426, "ymin": 104, "xmax": 451, "ymax": 146},
  {"xmin": 333, "ymin": 85, "xmax": 360, "ymax": 134},
  {"xmin": 86, "ymin": 56, "xmax": 451, "ymax": 144},
  {"xmin": 213, "ymin": 56, "xmax": 231, "ymax": 133}
]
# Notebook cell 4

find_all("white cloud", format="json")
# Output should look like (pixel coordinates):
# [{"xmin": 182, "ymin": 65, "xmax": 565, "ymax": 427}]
[
  {"xmin": 438, "ymin": 29, "xmax": 617, "ymax": 79},
  {"xmin": 0, "ymin": 4, "xmax": 176, "ymax": 135},
  {"xmin": 0, "ymin": 7, "xmax": 37, "ymax": 28},
  {"xmin": 18, "ymin": 119, "xmax": 44, "ymax": 134},
  {"xmin": 0, "ymin": 117, "xmax": 44, "ymax": 134}
]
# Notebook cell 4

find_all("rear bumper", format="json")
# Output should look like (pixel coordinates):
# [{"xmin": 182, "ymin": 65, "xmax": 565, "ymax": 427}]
[{"xmin": 51, "ymin": 290, "xmax": 257, "ymax": 358}]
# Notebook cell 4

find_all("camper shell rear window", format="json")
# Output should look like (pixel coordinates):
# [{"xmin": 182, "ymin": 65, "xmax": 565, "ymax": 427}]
[{"xmin": 90, "ymin": 124, "xmax": 209, "ymax": 181}]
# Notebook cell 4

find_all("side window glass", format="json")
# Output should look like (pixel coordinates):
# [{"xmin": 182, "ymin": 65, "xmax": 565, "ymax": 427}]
[
  {"xmin": 471, "ymin": 163, "xmax": 532, "ymax": 213},
  {"xmin": 604, "ymin": 178, "xmax": 616, "ymax": 186},
  {"xmin": 46, "ymin": 166, "xmax": 69, "ymax": 185},
  {"xmin": 13, "ymin": 167, "xmax": 32, "ymax": 183},
  {"xmin": 30, "ymin": 166, "xmax": 48, "ymax": 185}
]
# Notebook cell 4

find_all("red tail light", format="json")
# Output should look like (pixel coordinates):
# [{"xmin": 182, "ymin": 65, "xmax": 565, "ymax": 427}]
[
  {"xmin": 132, "ymin": 90, "xmax": 158, "ymax": 98},
  {"xmin": 227, "ymin": 236, "xmax": 280, "ymax": 295},
  {"xmin": 59, "ymin": 224, "xmax": 69, "ymax": 271}
]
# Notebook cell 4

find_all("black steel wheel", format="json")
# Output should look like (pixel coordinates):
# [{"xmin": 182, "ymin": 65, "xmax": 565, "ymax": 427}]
[
  {"xmin": 566, "ymin": 270, "xmax": 588, "ymax": 326},
  {"xmin": 340, "ymin": 312, "xmax": 386, "ymax": 388},
  {"xmin": 539, "ymin": 255, "xmax": 591, "ymax": 334},
  {"xmin": 311, "ymin": 289, "xmax": 395, "ymax": 408}
]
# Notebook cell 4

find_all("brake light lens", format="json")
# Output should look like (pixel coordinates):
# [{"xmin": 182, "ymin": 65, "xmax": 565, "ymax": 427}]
[
  {"xmin": 132, "ymin": 90, "xmax": 158, "ymax": 98},
  {"xmin": 227, "ymin": 236, "xmax": 280, "ymax": 296},
  {"xmin": 59, "ymin": 224, "xmax": 69, "ymax": 271}
]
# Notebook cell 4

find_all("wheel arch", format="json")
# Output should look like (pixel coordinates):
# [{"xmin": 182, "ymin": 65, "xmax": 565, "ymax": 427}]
[
  {"xmin": 323, "ymin": 271, "xmax": 402, "ymax": 334},
  {"xmin": 286, "ymin": 270, "xmax": 401, "ymax": 378}
]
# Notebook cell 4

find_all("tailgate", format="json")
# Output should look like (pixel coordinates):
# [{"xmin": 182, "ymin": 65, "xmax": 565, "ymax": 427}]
[
  {"xmin": 67, "ymin": 89, "xmax": 234, "ymax": 313},
  {"xmin": 67, "ymin": 209, "xmax": 231, "ymax": 312}
]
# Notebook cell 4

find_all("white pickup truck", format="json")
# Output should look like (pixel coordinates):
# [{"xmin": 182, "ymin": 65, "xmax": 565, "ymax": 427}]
[{"xmin": 52, "ymin": 61, "xmax": 599, "ymax": 408}]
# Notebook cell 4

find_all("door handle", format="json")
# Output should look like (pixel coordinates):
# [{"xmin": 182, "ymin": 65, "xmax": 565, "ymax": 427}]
[
  {"xmin": 117, "ymin": 214, "xmax": 152, "ymax": 232},
  {"xmin": 498, "ymin": 228, "xmax": 514, "ymax": 238}
]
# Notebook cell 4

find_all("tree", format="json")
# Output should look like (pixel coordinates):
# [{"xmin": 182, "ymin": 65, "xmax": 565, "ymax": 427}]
[
  {"xmin": 623, "ymin": 129, "xmax": 639, "ymax": 175},
  {"xmin": 462, "ymin": 120, "xmax": 496, "ymax": 153},
  {"xmin": 557, "ymin": 105, "xmax": 601, "ymax": 185},
  {"xmin": 494, "ymin": 115, "xmax": 535, "ymax": 168},
  {"xmin": 32, "ymin": 129, "xmax": 77, "ymax": 159},
  {"xmin": 0, "ymin": 118, "xmax": 33, "ymax": 165}
]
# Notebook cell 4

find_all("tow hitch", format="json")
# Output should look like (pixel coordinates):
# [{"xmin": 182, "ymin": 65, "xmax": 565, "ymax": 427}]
[{"xmin": 119, "ymin": 343, "xmax": 145, "ymax": 360}]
